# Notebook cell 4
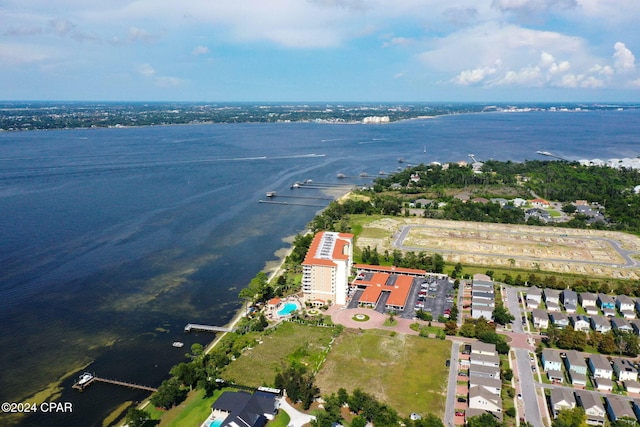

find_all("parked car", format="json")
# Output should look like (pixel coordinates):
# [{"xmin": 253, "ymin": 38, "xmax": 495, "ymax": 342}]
[
  {"xmin": 455, "ymin": 411, "xmax": 465, "ymax": 416},
  {"xmin": 457, "ymin": 397, "xmax": 466, "ymax": 403}
]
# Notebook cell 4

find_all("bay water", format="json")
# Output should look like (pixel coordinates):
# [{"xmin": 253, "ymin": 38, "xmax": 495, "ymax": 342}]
[{"xmin": 1, "ymin": 110, "xmax": 639, "ymax": 426}]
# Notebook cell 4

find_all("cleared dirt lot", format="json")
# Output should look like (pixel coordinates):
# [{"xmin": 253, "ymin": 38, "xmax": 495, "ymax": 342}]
[{"xmin": 356, "ymin": 217, "xmax": 640, "ymax": 280}]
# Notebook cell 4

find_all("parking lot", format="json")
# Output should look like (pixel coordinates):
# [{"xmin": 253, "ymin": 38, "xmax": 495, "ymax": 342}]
[
  {"xmin": 410, "ymin": 276, "xmax": 455, "ymax": 319},
  {"xmin": 348, "ymin": 274, "xmax": 455, "ymax": 320}
]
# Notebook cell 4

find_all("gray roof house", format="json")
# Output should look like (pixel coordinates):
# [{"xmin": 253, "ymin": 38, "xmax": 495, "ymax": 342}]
[
  {"xmin": 472, "ymin": 342, "xmax": 497, "ymax": 357},
  {"xmin": 470, "ymin": 353, "xmax": 500, "ymax": 368},
  {"xmin": 580, "ymin": 292, "xmax": 597, "ymax": 308},
  {"xmin": 469, "ymin": 375, "xmax": 502, "ymax": 395},
  {"xmin": 568, "ymin": 370, "xmax": 588, "ymax": 387},
  {"xmin": 469, "ymin": 364, "xmax": 501, "ymax": 380},
  {"xmin": 544, "ymin": 289, "xmax": 560, "ymax": 305},
  {"xmin": 546, "ymin": 300, "xmax": 561, "ymax": 312},
  {"xmin": 611, "ymin": 317, "xmax": 634, "ymax": 333},
  {"xmin": 550, "ymin": 388, "xmax": 576, "ymax": 418},
  {"xmin": 631, "ymin": 319, "xmax": 640, "ymax": 335},
  {"xmin": 590, "ymin": 315, "xmax": 612, "ymax": 333},
  {"xmin": 598, "ymin": 294, "xmax": 616, "ymax": 310},
  {"xmin": 575, "ymin": 390, "xmax": 606, "ymax": 426},
  {"xmin": 527, "ymin": 286, "xmax": 542, "ymax": 308},
  {"xmin": 468, "ymin": 386, "xmax": 503, "ymax": 420},
  {"xmin": 532, "ymin": 309, "xmax": 549, "ymax": 329},
  {"xmin": 589, "ymin": 354, "xmax": 613, "ymax": 380},
  {"xmin": 613, "ymin": 358, "xmax": 639, "ymax": 382},
  {"xmin": 550, "ymin": 312, "xmax": 570, "ymax": 329},
  {"xmin": 605, "ymin": 395, "xmax": 636, "ymax": 423},
  {"xmin": 562, "ymin": 289, "xmax": 578, "ymax": 313},
  {"xmin": 617, "ymin": 295, "xmax": 636, "ymax": 312},
  {"xmin": 565, "ymin": 350, "xmax": 588, "ymax": 375},
  {"xmin": 542, "ymin": 349, "xmax": 563, "ymax": 372},
  {"xmin": 570, "ymin": 314, "xmax": 591, "ymax": 332}
]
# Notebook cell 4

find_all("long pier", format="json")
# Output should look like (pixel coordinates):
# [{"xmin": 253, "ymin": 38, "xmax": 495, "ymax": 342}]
[
  {"xmin": 258, "ymin": 200, "xmax": 326, "ymax": 207},
  {"xmin": 184, "ymin": 323, "xmax": 236, "ymax": 333},
  {"xmin": 72, "ymin": 375, "xmax": 157, "ymax": 392}
]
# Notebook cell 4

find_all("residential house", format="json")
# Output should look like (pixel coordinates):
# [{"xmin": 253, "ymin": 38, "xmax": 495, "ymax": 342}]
[
  {"xmin": 532, "ymin": 309, "xmax": 549, "ymax": 330},
  {"xmin": 550, "ymin": 312, "xmax": 570, "ymax": 329},
  {"xmin": 617, "ymin": 295, "xmax": 636, "ymax": 313},
  {"xmin": 570, "ymin": 315, "xmax": 591, "ymax": 332},
  {"xmin": 542, "ymin": 349, "xmax": 563, "ymax": 372},
  {"xmin": 598, "ymin": 294, "xmax": 616, "ymax": 311},
  {"xmin": 594, "ymin": 377, "xmax": 614, "ymax": 392},
  {"xmin": 469, "ymin": 376, "xmax": 502, "ymax": 396},
  {"xmin": 589, "ymin": 354, "xmax": 613, "ymax": 380},
  {"xmin": 470, "ymin": 353, "xmax": 500, "ymax": 368},
  {"xmin": 626, "ymin": 380, "xmax": 640, "ymax": 394},
  {"xmin": 602, "ymin": 307, "xmax": 617, "ymax": 318},
  {"xmin": 605, "ymin": 395, "xmax": 636, "ymax": 424},
  {"xmin": 468, "ymin": 386, "xmax": 503, "ymax": 420},
  {"xmin": 612, "ymin": 317, "xmax": 634, "ymax": 333},
  {"xmin": 569, "ymin": 371, "xmax": 588, "ymax": 387},
  {"xmin": 622, "ymin": 309, "xmax": 637, "ymax": 320},
  {"xmin": 469, "ymin": 365, "xmax": 500, "ymax": 380},
  {"xmin": 613, "ymin": 358, "xmax": 639, "ymax": 382},
  {"xmin": 635, "ymin": 299, "xmax": 640, "ymax": 317},
  {"xmin": 550, "ymin": 388, "xmax": 577, "ymax": 418},
  {"xmin": 565, "ymin": 350, "xmax": 588, "ymax": 376},
  {"xmin": 471, "ymin": 302, "xmax": 494, "ymax": 320},
  {"xmin": 472, "ymin": 342, "xmax": 497, "ymax": 357},
  {"xmin": 210, "ymin": 390, "xmax": 279, "ymax": 427},
  {"xmin": 547, "ymin": 370, "xmax": 564, "ymax": 384},
  {"xmin": 527, "ymin": 286, "xmax": 542, "ymax": 308},
  {"xmin": 545, "ymin": 289, "xmax": 561, "ymax": 305},
  {"xmin": 575, "ymin": 390, "xmax": 606, "ymax": 426},
  {"xmin": 562, "ymin": 289, "xmax": 578, "ymax": 313},
  {"xmin": 580, "ymin": 292, "xmax": 597, "ymax": 309},
  {"xmin": 631, "ymin": 319, "xmax": 640, "ymax": 336},
  {"xmin": 591, "ymin": 315, "xmax": 612, "ymax": 333},
  {"xmin": 546, "ymin": 301, "xmax": 561, "ymax": 312}
]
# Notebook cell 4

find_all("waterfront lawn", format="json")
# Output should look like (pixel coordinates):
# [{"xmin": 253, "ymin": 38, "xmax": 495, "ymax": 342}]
[
  {"xmin": 314, "ymin": 328, "xmax": 451, "ymax": 417},
  {"xmin": 221, "ymin": 322, "xmax": 336, "ymax": 387},
  {"xmin": 153, "ymin": 388, "xmax": 223, "ymax": 427}
]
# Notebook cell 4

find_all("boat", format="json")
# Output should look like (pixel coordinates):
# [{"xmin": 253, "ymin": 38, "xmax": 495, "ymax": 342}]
[
  {"xmin": 266, "ymin": 191, "xmax": 276, "ymax": 198},
  {"xmin": 398, "ymin": 158, "xmax": 405, "ymax": 163},
  {"xmin": 336, "ymin": 173, "xmax": 346, "ymax": 179},
  {"xmin": 172, "ymin": 341, "xmax": 184, "ymax": 348},
  {"xmin": 77, "ymin": 372, "xmax": 94, "ymax": 386},
  {"xmin": 378, "ymin": 171, "xmax": 387, "ymax": 175},
  {"xmin": 536, "ymin": 151, "xmax": 553, "ymax": 156},
  {"xmin": 359, "ymin": 172, "xmax": 369, "ymax": 177},
  {"xmin": 290, "ymin": 182, "xmax": 301, "ymax": 189}
]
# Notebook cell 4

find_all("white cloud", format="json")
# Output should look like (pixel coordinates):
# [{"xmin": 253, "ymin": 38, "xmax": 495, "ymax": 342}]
[
  {"xmin": 192, "ymin": 45, "xmax": 210, "ymax": 56},
  {"xmin": 49, "ymin": 19, "xmax": 76, "ymax": 36},
  {"xmin": 492, "ymin": 0, "xmax": 577, "ymax": 13},
  {"xmin": 613, "ymin": 42, "xmax": 636, "ymax": 73},
  {"xmin": 381, "ymin": 37, "xmax": 414, "ymax": 48},
  {"xmin": 136, "ymin": 63, "xmax": 156, "ymax": 77},
  {"xmin": 0, "ymin": 43, "xmax": 51, "ymax": 65},
  {"xmin": 454, "ymin": 65, "xmax": 499, "ymax": 85}
]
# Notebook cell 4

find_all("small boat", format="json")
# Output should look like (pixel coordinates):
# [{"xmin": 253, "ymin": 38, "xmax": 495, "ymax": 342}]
[
  {"xmin": 172, "ymin": 341, "xmax": 184, "ymax": 348},
  {"xmin": 359, "ymin": 172, "xmax": 369, "ymax": 177},
  {"xmin": 77, "ymin": 372, "xmax": 94, "ymax": 386},
  {"xmin": 290, "ymin": 182, "xmax": 301, "ymax": 189},
  {"xmin": 378, "ymin": 171, "xmax": 387, "ymax": 175},
  {"xmin": 266, "ymin": 191, "xmax": 276, "ymax": 198},
  {"xmin": 336, "ymin": 173, "xmax": 346, "ymax": 179}
]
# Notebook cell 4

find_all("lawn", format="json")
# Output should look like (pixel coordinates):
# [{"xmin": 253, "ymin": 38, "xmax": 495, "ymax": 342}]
[
  {"xmin": 154, "ymin": 388, "xmax": 223, "ymax": 427},
  {"xmin": 221, "ymin": 321, "xmax": 337, "ymax": 387},
  {"xmin": 314, "ymin": 328, "xmax": 451, "ymax": 418}
]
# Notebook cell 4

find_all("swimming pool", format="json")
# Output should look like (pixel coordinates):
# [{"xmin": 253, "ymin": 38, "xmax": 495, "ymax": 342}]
[
  {"xmin": 205, "ymin": 419, "xmax": 223, "ymax": 427},
  {"xmin": 277, "ymin": 302, "xmax": 298, "ymax": 316}
]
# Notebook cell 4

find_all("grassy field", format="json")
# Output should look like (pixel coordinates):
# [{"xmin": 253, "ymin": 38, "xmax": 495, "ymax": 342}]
[
  {"xmin": 314, "ymin": 328, "xmax": 451, "ymax": 418},
  {"xmin": 221, "ymin": 322, "xmax": 337, "ymax": 387}
]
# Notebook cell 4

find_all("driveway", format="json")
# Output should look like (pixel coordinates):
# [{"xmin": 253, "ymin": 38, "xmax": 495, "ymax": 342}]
[{"xmin": 278, "ymin": 397, "xmax": 316, "ymax": 427}]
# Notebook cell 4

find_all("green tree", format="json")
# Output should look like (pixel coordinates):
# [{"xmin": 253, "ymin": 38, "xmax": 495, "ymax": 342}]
[
  {"xmin": 150, "ymin": 378, "xmax": 187, "ymax": 409},
  {"xmin": 125, "ymin": 408, "xmax": 149, "ymax": 427},
  {"xmin": 466, "ymin": 412, "xmax": 503, "ymax": 427},
  {"xmin": 552, "ymin": 407, "xmax": 587, "ymax": 427},
  {"xmin": 415, "ymin": 413, "xmax": 445, "ymax": 427},
  {"xmin": 492, "ymin": 305, "xmax": 515, "ymax": 326}
]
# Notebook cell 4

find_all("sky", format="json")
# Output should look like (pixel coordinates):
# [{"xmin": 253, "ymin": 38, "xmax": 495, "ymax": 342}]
[{"xmin": 1, "ymin": 0, "xmax": 639, "ymax": 102}]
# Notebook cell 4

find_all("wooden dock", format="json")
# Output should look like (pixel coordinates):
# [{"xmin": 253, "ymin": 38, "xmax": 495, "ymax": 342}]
[
  {"xmin": 184, "ymin": 323, "xmax": 236, "ymax": 333},
  {"xmin": 72, "ymin": 375, "xmax": 157, "ymax": 392}
]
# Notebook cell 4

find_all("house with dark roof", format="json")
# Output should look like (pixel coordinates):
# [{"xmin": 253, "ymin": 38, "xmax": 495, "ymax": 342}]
[
  {"xmin": 612, "ymin": 317, "xmax": 634, "ymax": 333},
  {"xmin": 544, "ymin": 289, "xmax": 560, "ymax": 305},
  {"xmin": 575, "ymin": 390, "xmax": 606, "ymax": 426},
  {"xmin": 550, "ymin": 312, "xmax": 570, "ymax": 329},
  {"xmin": 590, "ymin": 315, "xmax": 612, "ymax": 333},
  {"xmin": 617, "ymin": 295, "xmax": 636, "ymax": 313},
  {"xmin": 580, "ymin": 292, "xmax": 597, "ymax": 309},
  {"xmin": 532, "ymin": 309, "xmax": 549, "ymax": 330},
  {"xmin": 565, "ymin": 350, "xmax": 588, "ymax": 376},
  {"xmin": 598, "ymin": 294, "xmax": 616, "ymax": 310},
  {"xmin": 550, "ymin": 388, "xmax": 576, "ymax": 418},
  {"xmin": 562, "ymin": 289, "xmax": 578, "ymax": 313},
  {"xmin": 605, "ymin": 395, "xmax": 636, "ymax": 424},
  {"xmin": 210, "ymin": 390, "xmax": 279, "ymax": 427}
]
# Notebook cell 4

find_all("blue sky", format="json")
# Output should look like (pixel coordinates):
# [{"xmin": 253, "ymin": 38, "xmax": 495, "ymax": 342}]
[{"xmin": 1, "ymin": 0, "xmax": 639, "ymax": 102}]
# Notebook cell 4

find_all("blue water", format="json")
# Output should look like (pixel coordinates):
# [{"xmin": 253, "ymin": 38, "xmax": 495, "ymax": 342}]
[
  {"xmin": 1, "ymin": 109, "xmax": 639, "ymax": 426},
  {"xmin": 206, "ymin": 419, "xmax": 223, "ymax": 427},
  {"xmin": 277, "ymin": 302, "xmax": 298, "ymax": 316}
]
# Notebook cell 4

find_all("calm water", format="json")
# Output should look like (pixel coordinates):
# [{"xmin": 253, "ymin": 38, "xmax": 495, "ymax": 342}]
[{"xmin": 1, "ymin": 110, "xmax": 639, "ymax": 426}]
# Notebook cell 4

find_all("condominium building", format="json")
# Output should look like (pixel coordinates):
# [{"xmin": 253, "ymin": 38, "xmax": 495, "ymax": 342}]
[{"xmin": 301, "ymin": 231, "xmax": 354, "ymax": 306}]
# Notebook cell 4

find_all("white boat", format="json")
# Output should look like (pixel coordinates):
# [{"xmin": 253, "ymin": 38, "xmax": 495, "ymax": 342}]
[
  {"xmin": 172, "ymin": 341, "xmax": 184, "ymax": 348},
  {"xmin": 77, "ymin": 372, "xmax": 94, "ymax": 386}
]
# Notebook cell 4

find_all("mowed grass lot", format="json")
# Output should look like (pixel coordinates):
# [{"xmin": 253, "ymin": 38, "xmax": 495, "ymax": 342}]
[
  {"xmin": 315, "ymin": 329, "xmax": 451, "ymax": 418},
  {"xmin": 221, "ymin": 322, "xmax": 336, "ymax": 387}
]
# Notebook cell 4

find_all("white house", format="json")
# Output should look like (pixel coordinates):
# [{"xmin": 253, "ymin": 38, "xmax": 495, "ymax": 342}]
[
  {"xmin": 472, "ymin": 342, "xmax": 497, "ymax": 357},
  {"xmin": 542, "ymin": 349, "xmax": 563, "ymax": 372},
  {"xmin": 469, "ymin": 386, "xmax": 503, "ymax": 418},
  {"xmin": 617, "ymin": 295, "xmax": 635, "ymax": 313},
  {"xmin": 550, "ymin": 388, "xmax": 576, "ymax": 418},
  {"xmin": 589, "ymin": 354, "xmax": 613, "ymax": 380},
  {"xmin": 469, "ymin": 376, "xmax": 502, "ymax": 396},
  {"xmin": 570, "ymin": 315, "xmax": 591, "ymax": 332},
  {"xmin": 613, "ymin": 358, "xmax": 639, "ymax": 382},
  {"xmin": 532, "ymin": 309, "xmax": 549, "ymax": 330}
]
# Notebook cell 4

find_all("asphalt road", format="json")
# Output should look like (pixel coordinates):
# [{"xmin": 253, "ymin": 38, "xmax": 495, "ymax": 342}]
[
  {"xmin": 515, "ymin": 348, "xmax": 544, "ymax": 427},
  {"xmin": 444, "ymin": 341, "xmax": 460, "ymax": 427}
]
